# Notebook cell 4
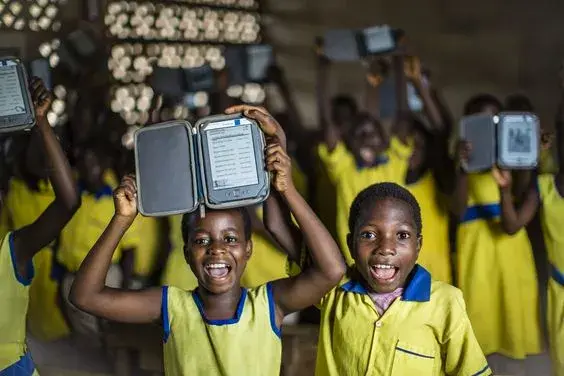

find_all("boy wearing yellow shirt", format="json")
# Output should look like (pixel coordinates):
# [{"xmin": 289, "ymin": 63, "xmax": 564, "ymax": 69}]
[
  {"xmin": 316, "ymin": 182, "xmax": 490, "ymax": 375},
  {"xmin": 69, "ymin": 106, "xmax": 345, "ymax": 375},
  {"xmin": 0, "ymin": 79, "xmax": 80, "ymax": 374}
]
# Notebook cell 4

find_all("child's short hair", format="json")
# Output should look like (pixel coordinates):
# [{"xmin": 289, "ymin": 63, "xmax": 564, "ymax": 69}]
[
  {"xmin": 181, "ymin": 207, "xmax": 252, "ymax": 245},
  {"xmin": 348, "ymin": 182, "xmax": 422, "ymax": 236},
  {"xmin": 463, "ymin": 94, "xmax": 502, "ymax": 115}
]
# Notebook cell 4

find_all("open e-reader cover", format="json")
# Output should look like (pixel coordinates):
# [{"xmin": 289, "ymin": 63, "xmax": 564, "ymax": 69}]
[
  {"xmin": 459, "ymin": 114, "xmax": 496, "ymax": 172},
  {"xmin": 0, "ymin": 57, "xmax": 35, "ymax": 133},
  {"xmin": 134, "ymin": 113, "xmax": 269, "ymax": 217}
]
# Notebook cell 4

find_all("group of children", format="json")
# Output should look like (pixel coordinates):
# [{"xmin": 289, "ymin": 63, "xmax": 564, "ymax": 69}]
[{"xmin": 0, "ymin": 49, "xmax": 562, "ymax": 376}]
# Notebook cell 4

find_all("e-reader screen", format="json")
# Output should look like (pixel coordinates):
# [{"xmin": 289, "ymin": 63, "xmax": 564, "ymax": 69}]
[
  {"xmin": 0, "ymin": 64, "xmax": 26, "ymax": 117},
  {"xmin": 497, "ymin": 113, "xmax": 538, "ymax": 168},
  {"xmin": 205, "ymin": 118, "xmax": 259, "ymax": 190},
  {"xmin": 362, "ymin": 25, "xmax": 395, "ymax": 55}
]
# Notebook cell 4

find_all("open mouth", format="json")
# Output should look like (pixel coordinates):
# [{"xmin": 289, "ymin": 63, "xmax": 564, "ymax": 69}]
[
  {"xmin": 204, "ymin": 263, "xmax": 232, "ymax": 279},
  {"xmin": 369, "ymin": 264, "xmax": 399, "ymax": 283},
  {"xmin": 359, "ymin": 147, "xmax": 376, "ymax": 162}
]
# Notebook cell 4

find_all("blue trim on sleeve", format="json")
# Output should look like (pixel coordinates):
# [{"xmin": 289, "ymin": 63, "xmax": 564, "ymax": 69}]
[
  {"xmin": 0, "ymin": 352, "xmax": 35, "ymax": 375},
  {"xmin": 396, "ymin": 346, "xmax": 434, "ymax": 359},
  {"xmin": 471, "ymin": 364, "xmax": 491, "ymax": 376},
  {"xmin": 461, "ymin": 203, "xmax": 501, "ymax": 223},
  {"xmin": 192, "ymin": 288, "xmax": 247, "ymax": 325},
  {"xmin": 266, "ymin": 282, "xmax": 282, "ymax": 339},
  {"xmin": 162, "ymin": 286, "xmax": 170, "ymax": 343},
  {"xmin": 340, "ymin": 279, "xmax": 368, "ymax": 294},
  {"xmin": 550, "ymin": 263, "xmax": 564, "ymax": 286},
  {"xmin": 9, "ymin": 233, "xmax": 34, "ymax": 286}
]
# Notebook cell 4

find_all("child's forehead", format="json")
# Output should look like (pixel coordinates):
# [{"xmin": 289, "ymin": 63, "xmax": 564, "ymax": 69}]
[
  {"xmin": 190, "ymin": 210, "xmax": 244, "ymax": 231},
  {"xmin": 361, "ymin": 198, "xmax": 415, "ymax": 224}
]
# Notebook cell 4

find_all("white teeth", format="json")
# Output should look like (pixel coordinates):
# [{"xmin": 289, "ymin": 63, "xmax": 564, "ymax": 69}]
[
  {"xmin": 373, "ymin": 264, "xmax": 394, "ymax": 269},
  {"xmin": 206, "ymin": 263, "xmax": 228, "ymax": 269}
]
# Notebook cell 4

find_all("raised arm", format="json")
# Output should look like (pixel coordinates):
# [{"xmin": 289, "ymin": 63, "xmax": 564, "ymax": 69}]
[
  {"xmin": 225, "ymin": 105, "xmax": 303, "ymax": 262},
  {"xmin": 405, "ymin": 56, "xmax": 444, "ymax": 131},
  {"xmin": 69, "ymin": 176, "xmax": 162, "ymax": 323},
  {"xmin": 492, "ymin": 167, "xmax": 539, "ymax": 235},
  {"xmin": 316, "ymin": 40, "xmax": 341, "ymax": 151},
  {"xmin": 266, "ymin": 143, "xmax": 345, "ymax": 321},
  {"xmin": 12, "ymin": 78, "xmax": 80, "ymax": 274}
]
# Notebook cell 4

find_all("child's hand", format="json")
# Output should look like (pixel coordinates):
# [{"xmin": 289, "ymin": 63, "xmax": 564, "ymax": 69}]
[
  {"xmin": 225, "ymin": 105, "xmax": 287, "ymax": 150},
  {"xmin": 492, "ymin": 166, "xmax": 512, "ymax": 190},
  {"xmin": 455, "ymin": 140, "xmax": 472, "ymax": 171},
  {"xmin": 266, "ymin": 143, "xmax": 293, "ymax": 193},
  {"xmin": 30, "ymin": 77, "xmax": 53, "ymax": 119},
  {"xmin": 114, "ymin": 175, "xmax": 138, "ymax": 220},
  {"xmin": 404, "ymin": 55, "xmax": 423, "ymax": 84},
  {"xmin": 540, "ymin": 128, "xmax": 554, "ymax": 151}
]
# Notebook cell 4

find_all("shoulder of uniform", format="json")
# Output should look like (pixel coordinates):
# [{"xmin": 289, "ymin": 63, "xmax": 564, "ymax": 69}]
[{"xmin": 430, "ymin": 281, "xmax": 465, "ymax": 308}]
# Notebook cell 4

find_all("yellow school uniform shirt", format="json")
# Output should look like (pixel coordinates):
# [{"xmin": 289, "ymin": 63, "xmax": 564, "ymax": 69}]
[
  {"xmin": 0, "ymin": 232, "xmax": 37, "ymax": 373},
  {"xmin": 407, "ymin": 171, "xmax": 452, "ymax": 284},
  {"xmin": 316, "ymin": 265, "xmax": 490, "ymax": 376},
  {"xmin": 538, "ymin": 174, "xmax": 564, "ymax": 376},
  {"xmin": 317, "ymin": 138, "xmax": 409, "ymax": 265},
  {"xmin": 162, "ymin": 283, "xmax": 281, "ymax": 375},
  {"xmin": 57, "ymin": 178, "xmax": 140, "ymax": 273},
  {"xmin": 0, "ymin": 178, "xmax": 70, "ymax": 341},
  {"xmin": 456, "ymin": 172, "xmax": 541, "ymax": 358}
]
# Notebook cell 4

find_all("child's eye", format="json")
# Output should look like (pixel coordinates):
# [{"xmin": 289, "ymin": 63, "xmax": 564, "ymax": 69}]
[
  {"xmin": 359, "ymin": 231, "xmax": 376, "ymax": 240},
  {"xmin": 397, "ymin": 232, "xmax": 410, "ymax": 240},
  {"xmin": 194, "ymin": 238, "xmax": 210, "ymax": 246},
  {"xmin": 225, "ymin": 236, "xmax": 238, "ymax": 243}
]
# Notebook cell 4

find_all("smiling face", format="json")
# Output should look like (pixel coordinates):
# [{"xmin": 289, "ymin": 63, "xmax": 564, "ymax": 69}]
[
  {"xmin": 347, "ymin": 116, "xmax": 387, "ymax": 166},
  {"xmin": 348, "ymin": 197, "xmax": 421, "ymax": 294},
  {"xmin": 184, "ymin": 210, "xmax": 252, "ymax": 295}
]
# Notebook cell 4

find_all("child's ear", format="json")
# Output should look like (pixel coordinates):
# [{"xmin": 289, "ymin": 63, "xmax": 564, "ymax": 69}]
[
  {"xmin": 416, "ymin": 235, "xmax": 423, "ymax": 255},
  {"xmin": 346, "ymin": 233, "xmax": 353, "ymax": 254},
  {"xmin": 244, "ymin": 239, "xmax": 253, "ymax": 260}
]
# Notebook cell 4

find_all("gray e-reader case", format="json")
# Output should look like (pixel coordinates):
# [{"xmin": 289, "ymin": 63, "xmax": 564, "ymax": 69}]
[
  {"xmin": 134, "ymin": 113, "xmax": 269, "ymax": 217},
  {"xmin": 0, "ymin": 57, "xmax": 35, "ymax": 133}
]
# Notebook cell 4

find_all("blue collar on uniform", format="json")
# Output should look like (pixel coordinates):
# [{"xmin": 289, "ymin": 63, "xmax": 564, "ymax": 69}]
[
  {"xmin": 356, "ymin": 155, "xmax": 389, "ymax": 171},
  {"xmin": 340, "ymin": 264, "xmax": 431, "ymax": 302},
  {"xmin": 78, "ymin": 182, "xmax": 113, "ymax": 200}
]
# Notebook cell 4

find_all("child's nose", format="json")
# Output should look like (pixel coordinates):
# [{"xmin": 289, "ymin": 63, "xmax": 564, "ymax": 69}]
[{"xmin": 375, "ymin": 237, "xmax": 397, "ymax": 255}]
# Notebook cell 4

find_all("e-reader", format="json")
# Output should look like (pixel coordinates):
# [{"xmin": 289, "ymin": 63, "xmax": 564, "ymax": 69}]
[
  {"xmin": 459, "ymin": 114, "xmax": 496, "ymax": 172},
  {"xmin": 196, "ymin": 113, "xmax": 269, "ymax": 209},
  {"xmin": 225, "ymin": 45, "xmax": 274, "ymax": 85},
  {"xmin": 0, "ymin": 57, "xmax": 35, "ymax": 133},
  {"xmin": 183, "ymin": 64, "xmax": 214, "ymax": 92},
  {"xmin": 378, "ymin": 76, "xmax": 423, "ymax": 119},
  {"xmin": 134, "ymin": 114, "xmax": 269, "ymax": 216},
  {"xmin": 30, "ymin": 59, "xmax": 52, "ymax": 91},
  {"xmin": 497, "ymin": 112, "xmax": 539, "ymax": 169}
]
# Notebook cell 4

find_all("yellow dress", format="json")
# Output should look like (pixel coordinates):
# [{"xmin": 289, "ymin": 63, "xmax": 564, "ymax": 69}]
[
  {"xmin": 0, "ymin": 233, "xmax": 40, "ymax": 375},
  {"xmin": 456, "ymin": 172, "xmax": 541, "ymax": 358},
  {"xmin": 0, "ymin": 178, "xmax": 70, "ymax": 341},
  {"xmin": 407, "ymin": 171, "xmax": 452, "ymax": 284},
  {"xmin": 128, "ymin": 215, "xmax": 160, "ymax": 278},
  {"xmin": 162, "ymin": 284, "xmax": 281, "ymax": 375},
  {"xmin": 538, "ymin": 174, "xmax": 564, "ymax": 376}
]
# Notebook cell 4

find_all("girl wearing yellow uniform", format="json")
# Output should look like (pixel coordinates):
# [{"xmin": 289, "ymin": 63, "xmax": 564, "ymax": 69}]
[
  {"xmin": 538, "ymin": 174, "xmax": 564, "ymax": 375},
  {"xmin": 0, "ymin": 179, "xmax": 71, "ymax": 342},
  {"xmin": 453, "ymin": 95, "xmax": 542, "ymax": 359},
  {"xmin": 68, "ymin": 106, "xmax": 345, "ymax": 376},
  {"xmin": 0, "ymin": 79, "xmax": 80, "ymax": 375}
]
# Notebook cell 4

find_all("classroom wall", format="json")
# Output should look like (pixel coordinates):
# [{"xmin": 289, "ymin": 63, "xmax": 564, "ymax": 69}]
[{"xmin": 264, "ymin": 0, "xmax": 564, "ymax": 129}]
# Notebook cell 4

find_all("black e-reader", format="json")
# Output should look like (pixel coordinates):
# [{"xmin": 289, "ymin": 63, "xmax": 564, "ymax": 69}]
[
  {"xmin": 134, "ymin": 113, "xmax": 269, "ymax": 216},
  {"xmin": 360, "ymin": 25, "xmax": 396, "ymax": 56},
  {"xmin": 323, "ymin": 25, "xmax": 398, "ymax": 61},
  {"xmin": 0, "ymin": 57, "xmax": 35, "ymax": 133}
]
